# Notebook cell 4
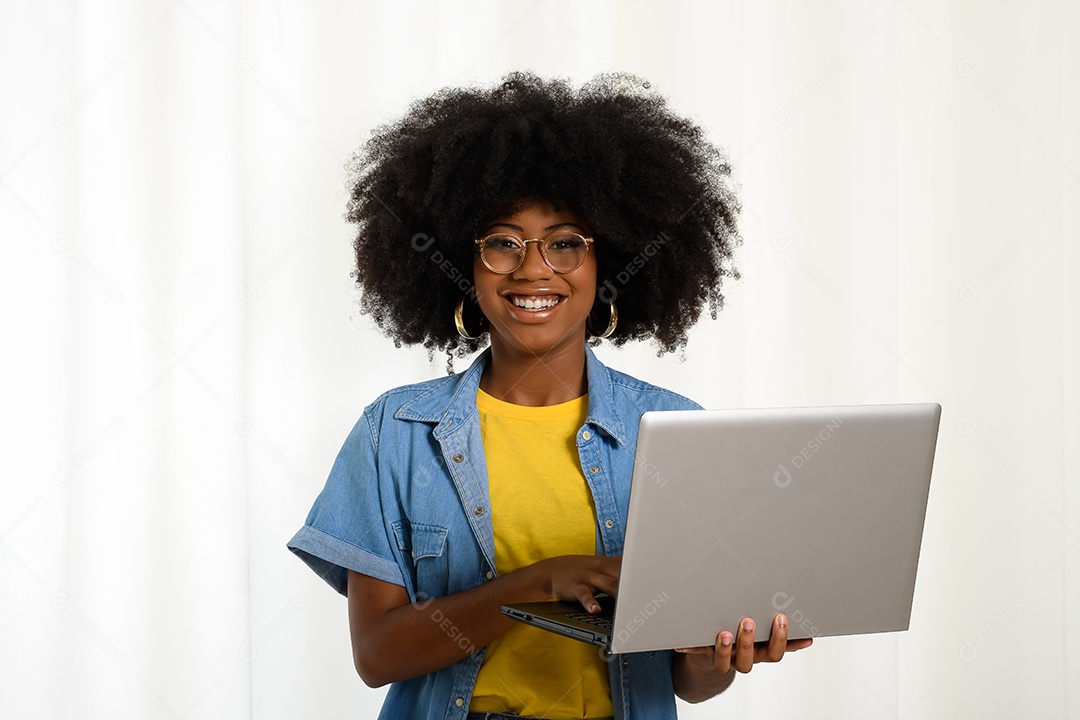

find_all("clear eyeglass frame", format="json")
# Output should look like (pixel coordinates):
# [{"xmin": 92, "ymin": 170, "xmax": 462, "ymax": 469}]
[{"xmin": 474, "ymin": 232, "xmax": 595, "ymax": 275}]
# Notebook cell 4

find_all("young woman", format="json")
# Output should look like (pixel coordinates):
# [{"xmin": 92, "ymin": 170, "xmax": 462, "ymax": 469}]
[{"xmin": 288, "ymin": 72, "xmax": 811, "ymax": 720}]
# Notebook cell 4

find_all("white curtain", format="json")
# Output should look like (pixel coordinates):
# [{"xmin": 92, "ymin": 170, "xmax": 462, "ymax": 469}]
[{"xmin": 2, "ymin": 1, "xmax": 1076, "ymax": 717}]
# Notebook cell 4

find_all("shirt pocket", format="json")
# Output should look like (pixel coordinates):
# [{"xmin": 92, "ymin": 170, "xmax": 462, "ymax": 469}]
[{"xmin": 392, "ymin": 521, "xmax": 449, "ymax": 600}]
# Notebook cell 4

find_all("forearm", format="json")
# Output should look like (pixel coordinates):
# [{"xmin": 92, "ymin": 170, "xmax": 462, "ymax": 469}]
[
  {"xmin": 352, "ymin": 563, "xmax": 551, "ymax": 686},
  {"xmin": 671, "ymin": 652, "xmax": 735, "ymax": 703}
]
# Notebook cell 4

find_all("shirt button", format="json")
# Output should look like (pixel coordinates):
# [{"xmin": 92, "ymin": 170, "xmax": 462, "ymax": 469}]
[
  {"xmin": 474, "ymin": 506, "xmax": 485, "ymax": 516},
  {"xmin": 590, "ymin": 465, "xmax": 599, "ymax": 474},
  {"xmin": 453, "ymin": 453, "xmax": 465, "ymax": 463},
  {"xmin": 581, "ymin": 431, "xmax": 591, "ymax": 441},
  {"xmin": 455, "ymin": 697, "xmax": 464, "ymax": 707},
  {"xmin": 485, "ymin": 570, "xmax": 494, "ymax": 580},
  {"xmin": 605, "ymin": 519, "xmax": 614, "ymax": 529}
]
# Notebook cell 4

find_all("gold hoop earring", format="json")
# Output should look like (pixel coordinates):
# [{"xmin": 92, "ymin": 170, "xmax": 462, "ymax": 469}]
[
  {"xmin": 587, "ymin": 299, "xmax": 618, "ymax": 339},
  {"xmin": 455, "ymin": 296, "xmax": 486, "ymax": 340}
]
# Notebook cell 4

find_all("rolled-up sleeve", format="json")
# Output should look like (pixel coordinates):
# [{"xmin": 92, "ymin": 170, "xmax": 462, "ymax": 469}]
[{"xmin": 287, "ymin": 409, "xmax": 403, "ymax": 596}]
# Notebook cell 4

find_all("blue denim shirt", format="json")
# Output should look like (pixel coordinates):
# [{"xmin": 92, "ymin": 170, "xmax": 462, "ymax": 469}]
[{"xmin": 288, "ymin": 346, "xmax": 701, "ymax": 719}]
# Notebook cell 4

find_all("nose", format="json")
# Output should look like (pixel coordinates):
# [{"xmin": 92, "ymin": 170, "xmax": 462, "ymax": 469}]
[{"xmin": 512, "ymin": 239, "xmax": 554, "ymax": 280}]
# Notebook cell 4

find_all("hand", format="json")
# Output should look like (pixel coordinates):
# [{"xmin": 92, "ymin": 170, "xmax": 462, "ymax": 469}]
[
  {"xmin": 676, "ymin": 614, "xmax": 813, "ymax": 675},
  {"xmin": 533, "ymin": 555, "xmax": 621, "ymax": 613}
]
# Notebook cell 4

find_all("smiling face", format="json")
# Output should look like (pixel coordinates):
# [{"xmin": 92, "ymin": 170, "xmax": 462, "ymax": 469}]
[{"xmin": 473, "ymin": 198, "xmax": 597, "ymax": 360}]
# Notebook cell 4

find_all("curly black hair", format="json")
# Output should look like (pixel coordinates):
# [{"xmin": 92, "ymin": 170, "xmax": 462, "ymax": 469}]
[{"xmin": 346, "ymin": 71, "xmax": 740, "ymax": 360}]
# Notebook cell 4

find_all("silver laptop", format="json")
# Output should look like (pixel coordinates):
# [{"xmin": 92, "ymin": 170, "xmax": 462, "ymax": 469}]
[{"xmin": 502, "ymin": 403, "xmax": 941, "ymax": 654}]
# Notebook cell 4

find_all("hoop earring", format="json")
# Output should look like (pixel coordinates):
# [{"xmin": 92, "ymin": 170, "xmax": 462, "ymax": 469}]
[
  {"xmin": 587, "ymin": 299, "xmax": 618, "ymax": 339},
  {"xmin": 455, "ymin": 296, "xmax": 486, "ymax": 340}
]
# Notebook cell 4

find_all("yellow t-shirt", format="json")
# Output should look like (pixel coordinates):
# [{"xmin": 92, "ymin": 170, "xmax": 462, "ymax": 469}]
[{"xmin": 469, "ymin": 388, "xmax": 614, "ymax": 719}]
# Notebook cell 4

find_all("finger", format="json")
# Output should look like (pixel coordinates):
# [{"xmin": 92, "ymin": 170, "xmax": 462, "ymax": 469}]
[
  {"xmin": 787, "ymin": 637, "xmax": 814, "ymax": 651},
  {"xmin": 598, "ymin": 555, "xmax": 622, "ymax": 578},
  {"xmin": 576, "ymin": 588, "xmax": 602, "ymax": 613},
  {"xmin": 596, "ymin": 561, "xmax": 622, "ymax": 587},
  {"xmin": 711, "ymin": 632, "xmax": 734, "ymax": 674},
  {"xmin": 593, "ymin": 573, "xmax": 620, "ymax": 598},
  {"xmin": 762, "ymin": 614, "xmax": 788, "ymax": 662},
  {"xmin": 735, "ymin": 618, "xmax": 755, "ymax": 673}
]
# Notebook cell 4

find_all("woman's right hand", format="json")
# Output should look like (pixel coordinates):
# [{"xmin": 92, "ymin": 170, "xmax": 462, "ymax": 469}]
[
  {"xmin": 532, "ymin": 555, "xmax": 621, "ymax": 613},
  {"xmin": 347, "ymin": 554, "xmax": 620, "ymax": 686}
]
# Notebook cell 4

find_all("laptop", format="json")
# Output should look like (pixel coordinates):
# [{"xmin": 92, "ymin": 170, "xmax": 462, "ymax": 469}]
[{"xmin": 501, "ymin": 403, "xmax": 941, "ymax": 654}]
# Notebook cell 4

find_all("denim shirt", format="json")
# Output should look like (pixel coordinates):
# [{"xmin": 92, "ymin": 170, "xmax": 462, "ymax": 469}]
[{"xmin": 288, "ymin": 346, "xmax": 701, "ymax": 720}]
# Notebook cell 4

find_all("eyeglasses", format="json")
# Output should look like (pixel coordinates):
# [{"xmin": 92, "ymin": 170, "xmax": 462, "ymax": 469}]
[{"xmin": 474, "ymin": 232, "xmax": 594, "ymax": 274}]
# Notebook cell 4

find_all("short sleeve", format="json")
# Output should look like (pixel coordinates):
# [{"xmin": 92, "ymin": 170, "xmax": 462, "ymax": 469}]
[{"xmin": 287, "ymin": 410, "xmax": 404, "ymax": 596}]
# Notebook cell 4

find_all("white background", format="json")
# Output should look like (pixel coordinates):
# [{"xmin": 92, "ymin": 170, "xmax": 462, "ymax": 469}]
[{"xmin": 1, "ymin": 1, "xmax": 1077, "ymax": 718}]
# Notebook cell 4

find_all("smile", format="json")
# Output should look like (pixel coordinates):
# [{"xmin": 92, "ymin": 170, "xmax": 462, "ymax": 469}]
[{"xmin": 507, "ymin": 294, "xmax": 564, "ymax": 312}]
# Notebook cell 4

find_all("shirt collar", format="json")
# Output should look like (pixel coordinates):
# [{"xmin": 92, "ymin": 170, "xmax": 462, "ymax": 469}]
[
  {"xmin": 393, "ymin": 345, "xmax": 628, "ymax": 445},
  {"xmin": 582, "ymin": 344, "xmax": 627, "ymax": 445}
]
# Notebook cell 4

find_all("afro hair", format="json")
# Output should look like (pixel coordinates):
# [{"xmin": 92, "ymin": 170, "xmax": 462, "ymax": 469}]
[{"xmin": 345, "ymin": 71, "xmax": 741, "ymax": 360}]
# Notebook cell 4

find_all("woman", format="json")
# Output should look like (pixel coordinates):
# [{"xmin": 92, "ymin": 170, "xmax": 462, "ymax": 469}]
[{"xmin": 288, "ymin": 72, "xmax": 810, "ymax": 720}]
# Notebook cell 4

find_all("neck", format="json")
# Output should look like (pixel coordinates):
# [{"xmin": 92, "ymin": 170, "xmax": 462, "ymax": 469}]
[{"xmin": 480, "ymin": 340, "xmax": 588, "ymax": 406}]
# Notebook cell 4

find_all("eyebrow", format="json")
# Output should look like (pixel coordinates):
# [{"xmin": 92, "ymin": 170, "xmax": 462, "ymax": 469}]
[{"xmin": 484, "ymin": 222, "xmax": 586, "ymax": 233}]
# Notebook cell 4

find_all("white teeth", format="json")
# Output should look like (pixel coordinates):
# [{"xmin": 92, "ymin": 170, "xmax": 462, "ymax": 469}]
[{"xmin": 510, "ymin": 296, "xmax": 560, "ymax": 311}]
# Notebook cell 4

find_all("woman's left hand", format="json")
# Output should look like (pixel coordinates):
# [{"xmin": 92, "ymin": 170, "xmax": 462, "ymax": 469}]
[
  {"xmin": 676, "ymin": 613, "xmax": 813, "ymax": 676},
  {"xmin": 678, "ymin": 613, "xmax": 807, "ymax": 677}
]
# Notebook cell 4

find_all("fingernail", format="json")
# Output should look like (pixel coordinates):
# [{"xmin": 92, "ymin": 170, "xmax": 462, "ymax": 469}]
[
  {"xmin": 778, "ymin": 615, "xmax": 787, "ymax": 629},
  {"xmin": 591, "ymin": 603, "xmax": 599, "ymax": 613},
  {"xmin": 742, "ymin": 619, "xmax": 753, "ymax": 632},
  {"xmin": 720, "ymin": 633, "xmax": 733, "ymax": 647}
]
